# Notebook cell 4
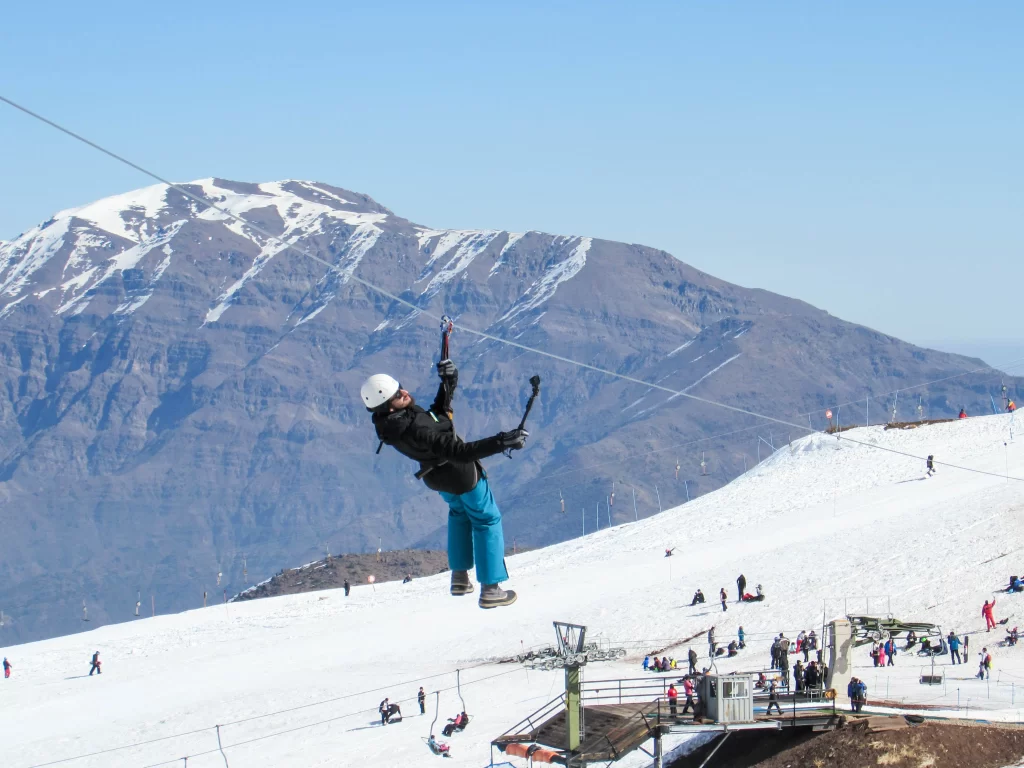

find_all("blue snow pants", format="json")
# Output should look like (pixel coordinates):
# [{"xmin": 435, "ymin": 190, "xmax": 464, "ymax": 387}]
[{"xmin": 438, "ymin": 477, "xmax": 508, "ymax": 586}]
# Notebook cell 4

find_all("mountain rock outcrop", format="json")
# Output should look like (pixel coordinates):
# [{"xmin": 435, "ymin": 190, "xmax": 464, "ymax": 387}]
[{"xmin": 0, "ymin": 179, "xmax": 1016, "ymax": 642}]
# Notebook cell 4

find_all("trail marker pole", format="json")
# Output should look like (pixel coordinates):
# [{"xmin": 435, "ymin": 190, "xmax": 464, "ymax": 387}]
[
  {"xmin": 655, "ymin": 484, "xmax": 662, "ymax": 513},
  {"xmin": 684, "ymin": 480, "xmax": 690, "ymax": 502},
  {"xmin": 632, "ymin": 487, "xmax": 638, "ymax": 522}
]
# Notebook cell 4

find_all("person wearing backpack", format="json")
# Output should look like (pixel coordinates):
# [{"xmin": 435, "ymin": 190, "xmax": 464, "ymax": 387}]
[{"xmin": 979, "ymin": 649, "xmax": 992, "ymax": 680}]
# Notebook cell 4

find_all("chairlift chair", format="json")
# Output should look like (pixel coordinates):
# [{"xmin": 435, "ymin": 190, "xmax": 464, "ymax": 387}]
[{"xmin": 423, "ymin": 691, "xmax": 452, "ymax": 757}]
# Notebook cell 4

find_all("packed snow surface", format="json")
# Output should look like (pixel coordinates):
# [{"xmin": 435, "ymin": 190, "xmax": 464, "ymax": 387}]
[{"xmin": 4, "ymin": 415, "xmax": 1024, "ymax": 768}]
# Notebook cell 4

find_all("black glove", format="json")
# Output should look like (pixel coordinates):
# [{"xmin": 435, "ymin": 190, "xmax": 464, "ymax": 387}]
[
  {"xmin": 496, "ymin": 427, "xmax": 529, "ymax": 451},
  {"xmin": 437, "ymin": 359, "xmax": 458, "ymax": 386}
]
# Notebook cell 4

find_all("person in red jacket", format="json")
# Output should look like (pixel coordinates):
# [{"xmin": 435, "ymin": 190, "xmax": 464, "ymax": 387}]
[
  {"xmin": 959, "ymin": 408, "xmax": 968, "ymax": 419},
  {"xmin": 681, "ymin": 678, "xmax": 697, "ymax": 715},
  {"xmin": 983, "ymin": 599, "xmax": 997, "ymax": 631},
  {"xmin": 667, "ymin": 683, "xmax": 678, "ymax": 718}
]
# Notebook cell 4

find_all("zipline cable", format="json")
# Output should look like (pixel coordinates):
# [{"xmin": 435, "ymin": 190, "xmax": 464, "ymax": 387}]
[
  {"xmin": 1, "ymin": 93, "xmax": 1021, "ymax": 483},
  {"xmin": 508, "ymin": 357, "xmax": 1024, "ymax": 490},
  {"xmin": 0, "ymin": 93, "xmax": 836, "ymax": 434}
]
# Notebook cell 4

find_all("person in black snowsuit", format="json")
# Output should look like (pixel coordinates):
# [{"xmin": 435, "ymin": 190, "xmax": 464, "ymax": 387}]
[
  {"xmin": 89, "ymin": 651, "xmax": 101, "ymax": 676},
  {"xmin": 777, "ymin": 634, "xmax": 790, "ymax": 673},
  {"xmin": 926, "ymin": 455, "xmax": 935, "ymax": 476},
  {"xmin": 736, "ymin": 574, "xmax": 746, "ymax": 602},
  {"xmin": 691, "ymin": 589, "xmax": 705, "ymax": 606},
  {"xmin": 362, "ymin": 362, "xmax": 528, "ymax": 609},
  {"xmin": 343, "ymin": 579, "xmax": 350, "ymax": 597},
  {"xmin": 688, "ymin": 647, "xmax": 698, "ymax": 675},
  {"xmin": 766, "ymin": 681, "xmax": 782, "ymax": 715},
  {"xmin": 418, "ymin": 687, "xmax": 426, "ymax": 714}
]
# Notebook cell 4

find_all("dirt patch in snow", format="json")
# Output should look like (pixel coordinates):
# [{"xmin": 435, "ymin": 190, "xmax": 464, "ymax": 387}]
[
  {"xmin": 669, "ymin": 719, "xmax": 1024, "ymax": 768},
  {"xmin": 750, "ymin": 719, "xmax": 1024, "ymax": 768}
]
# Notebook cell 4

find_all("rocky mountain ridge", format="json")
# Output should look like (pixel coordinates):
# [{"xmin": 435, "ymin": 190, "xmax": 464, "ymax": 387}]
[{"xmin": 0, "ymin": 178, "xmax": 1016, "ymax": 643}]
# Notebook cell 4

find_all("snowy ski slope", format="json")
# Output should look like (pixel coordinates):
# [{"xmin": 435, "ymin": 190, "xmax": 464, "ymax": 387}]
[{"xmin": 4, "ymin": 414, "xmax": 1024, "ymax": 767}]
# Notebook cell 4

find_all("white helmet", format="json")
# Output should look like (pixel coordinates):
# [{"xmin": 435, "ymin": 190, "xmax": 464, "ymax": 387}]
[{"xmin": 360, "ymin": 374, "xmax": 400, "ymax": 411}]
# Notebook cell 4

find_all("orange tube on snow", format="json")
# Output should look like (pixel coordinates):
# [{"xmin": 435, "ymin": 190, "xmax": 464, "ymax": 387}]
[{"xmin": 504, "ymin": 743, "xmax": 531, "ymax": 758}]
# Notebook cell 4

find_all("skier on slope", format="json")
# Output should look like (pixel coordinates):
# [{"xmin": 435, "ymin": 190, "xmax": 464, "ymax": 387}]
[
  {"xmin": 983, "ymin": 599, "xmax": 997, "ymax": 631},
  {"xmin": 959, "ymin": 408, "xmax": 968, "ymax": 419},
  {"xmin": 3, "ymin": 657, "xmax": 11, "ymax": 678},
  {"xmin": 362, "ymin": 360, "xmax": 527, "ymax": 609},
  {"xmin": 343, "ymin": 579, "xmax": 350, "ymax": 597},
  {"xmin": 926, "ymin": 455, "xmax": 936, "ymax": 477},
  {"xmin": 89, "ymin": 651, "xmax": 101, "ymax": 676}
]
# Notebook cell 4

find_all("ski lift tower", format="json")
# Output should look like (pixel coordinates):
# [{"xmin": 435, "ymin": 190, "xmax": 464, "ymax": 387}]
[{"xmin": 553, "ymin": 622, "xmax": 589, "ymax": 753}]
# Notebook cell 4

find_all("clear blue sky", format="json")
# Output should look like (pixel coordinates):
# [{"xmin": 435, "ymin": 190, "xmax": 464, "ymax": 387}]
[{"xmin": 1, "ymin": 2, "xmax": 1021, "ymax": 363}]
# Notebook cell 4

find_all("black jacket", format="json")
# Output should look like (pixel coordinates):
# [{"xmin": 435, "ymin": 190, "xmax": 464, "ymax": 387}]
[{"xmin": 373, "ymin": 381, "xmax": 504, "ymax": 495}]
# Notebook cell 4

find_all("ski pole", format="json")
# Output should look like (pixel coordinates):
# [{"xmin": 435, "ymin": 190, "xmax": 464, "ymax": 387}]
[
  {"xmin": 439, "ymin": 315, "xmax": 454, "ymax": 418},
  {"xmin": 518, "ymin": 375, "xmax": 542, "ymax": 430},
  {"xmin": 439, "ymin": 315, "xmax": 453, "ymax": 361}
]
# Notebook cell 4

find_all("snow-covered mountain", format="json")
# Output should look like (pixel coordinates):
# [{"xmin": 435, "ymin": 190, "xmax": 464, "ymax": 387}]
[
  {"xmin": 4, "ymin": 414, "xmax": 1023, "ymax": 768},
  {"xmin": 0, "ymin": 179, "xmax": 1019, "ymax": 644}
]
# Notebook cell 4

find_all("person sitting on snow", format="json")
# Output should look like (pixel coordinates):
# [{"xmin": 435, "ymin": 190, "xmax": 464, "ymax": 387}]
[
  {"xmin": 959, "ymin": 408, "xmax": 968, "ymax": 419},
  {"xmin": 1008, "ymin": 628, "xmax": 1019, "ymax": 647},
  {"xmin": 691, "ymin": 589, "xmax": 706, "ymax": 606},
  {"xmin": 1009, "ymin": 575, "xmax": 1023, "ymax": 593}
]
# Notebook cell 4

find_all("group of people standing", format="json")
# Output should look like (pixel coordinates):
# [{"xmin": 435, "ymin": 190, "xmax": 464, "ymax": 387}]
[{"xmin": 690, "ymin": 576, "xmax": 765, "ymax": 610}]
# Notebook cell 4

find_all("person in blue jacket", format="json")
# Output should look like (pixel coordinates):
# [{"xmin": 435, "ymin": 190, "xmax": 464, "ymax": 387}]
[
  {"xmin": 738, "ymin": 626, "xmax": 746, "ymax": 649},
  {"xmin": 642, "ymin": 655, "xmax": 650, "ymax": 671},
  {"xmin": 948, "ymin": 631, "xmax": 962, "ymax": 664}
]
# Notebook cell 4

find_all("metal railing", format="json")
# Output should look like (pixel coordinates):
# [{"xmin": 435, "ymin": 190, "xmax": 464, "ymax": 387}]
[{"xmin": 493, "ymin": 692, "xmax": 567, "ymax": 743}]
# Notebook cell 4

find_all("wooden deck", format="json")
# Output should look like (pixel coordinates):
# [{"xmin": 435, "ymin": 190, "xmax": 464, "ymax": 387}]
[{"xmin": 494, "ymin": 702, "xmax": 661, "ymax": 762}]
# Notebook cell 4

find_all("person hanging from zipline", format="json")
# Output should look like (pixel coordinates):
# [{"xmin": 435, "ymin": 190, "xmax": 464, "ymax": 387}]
[{"xmin": 362, "ymin": 321, "xmax": 529, "ymax": 609}]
